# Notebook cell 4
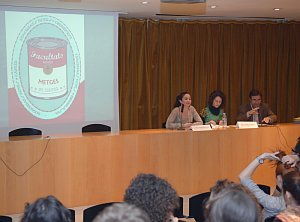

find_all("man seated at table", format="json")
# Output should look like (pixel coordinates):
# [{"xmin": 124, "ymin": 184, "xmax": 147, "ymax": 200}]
[{"xmin": 237, "ymin": 89, "xmax": 277, "ymax": 124}]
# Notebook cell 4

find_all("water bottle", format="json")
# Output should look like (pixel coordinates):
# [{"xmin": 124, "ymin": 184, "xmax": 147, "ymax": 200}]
[
  {"xmin": 222, "ymin": 113, "xmax": 227, "ymax": 126},
  {"xmin": 253, "ymin": 113, "xmax": 259, "ymax": 124}
]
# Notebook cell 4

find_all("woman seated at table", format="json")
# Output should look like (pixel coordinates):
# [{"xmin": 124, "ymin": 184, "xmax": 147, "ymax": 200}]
[
  {"xmin": 166, "ymin": 91, "xmax": 203, "ymax": 129},
  {"xmin": 200, "ymin": 90, "xmax": 225, "ymax": 125}
]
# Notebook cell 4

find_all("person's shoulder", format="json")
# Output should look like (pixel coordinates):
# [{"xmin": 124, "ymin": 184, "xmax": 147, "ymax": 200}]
[
  {"xmin": 238, "ymin": 103, "xmax": 250, "ymax": 110},
  {"xmin": 189, "ymin": 105, "xmax": 196, "ymax": 111},
  {"xmin": 261, "ymin": 103, "xmax": 270, "ymax": 107},
  {"xmin": 173, "ymin": 106, "xmax": 180, "ymax": 111},
  {"xmin": 260, "ymin": 103, "xmax": 272, "ymax": 110},
  {"xmin": 170, "ymin": 107, "xmax": 180, "ymax": 113}
]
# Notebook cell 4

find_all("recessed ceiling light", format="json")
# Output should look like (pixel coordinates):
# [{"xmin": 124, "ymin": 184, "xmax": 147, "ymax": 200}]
[
  {"xmin": 210, "ymin": 5, "xmax": 217, "ymax": 9},
  {"xmin": 141, "ymin": 1, "xmax": 149, "ymax": 4},
  {"xmin": 273, "ymin": 8, "xmax": 280, "ymax": 11}
]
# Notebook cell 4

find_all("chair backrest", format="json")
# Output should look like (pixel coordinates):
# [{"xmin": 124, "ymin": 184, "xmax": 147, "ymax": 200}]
[
  {"xmin": 200, "ymin": 115, "xmax": 206, "ymax": 124},
  {"xmin": 264, "ymin": 216, "xmax": 276, "ymax": 222},
  {"xmin": 69, "ymin": 209, "xmax": 75, "ymax": 222},
  {"xmin": 189, "ymin": 192, "xmax": 211, "ymax": 222},
  {"xmin": 82, "ymin": 124, "xmax": 111, "ymax": 133},
  {"xmin": 258, "ymin": 184, "xmax": 271, "ymax": 195},
  {"xmin": 173, "ymin": 196, "xmax": 184, "ymax": 218},
  {"xmin": 8, "ymin": 128, "xmax": 42, "ymax": 137},
  {"xmin": 83, "ymin": 202, "xmax": 117, "ymax": 222},
  {"xmin": 0, "ymin": 216, "xmax": 12, "ymax": 222}
]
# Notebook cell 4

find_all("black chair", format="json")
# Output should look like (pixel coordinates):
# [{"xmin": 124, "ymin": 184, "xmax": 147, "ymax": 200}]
[
  {"xmin": 8, "ymin": 128, "xmax": 42, "ymax": 137},
  {"xmin": 69, "ymin": 209, "xmax": 75, "ymax": 222},
  {"xmin": 82, "ymin": 124, "xmax": 111, "ymax": 133},
  {"xmin": 189, "ymin": 192, "xmax": 211, "ymax": 222},
  {"xmin": 83, "ymin": 202, "xmax": 117, "ymax": 222},
  {"xmin": 200, "ymin": 115, "xmax": 206, "ymax": 124},
  {"xmin": 264, "ymin": 216, "xmax": 276, "ymax": 222},
  {"xmin": 173, "ymin": 196, "xmax": 185, "ymax": 218},
  {"xmin": 0, "ymin": 216, "xmax": 12, "ymax": 222},
  {"xmin": 258, "ymin": 184, "xmax": 271, "ymax": 195},
  {"xmin": 162, "ymin": 121, "xmax": 166, "ymax": 128}
]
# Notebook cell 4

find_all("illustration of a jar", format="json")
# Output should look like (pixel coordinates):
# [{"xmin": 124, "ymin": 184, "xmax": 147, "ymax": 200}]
[{"xmin": 27, "ymin": 37, "xmax": 68, "ymax": 99}]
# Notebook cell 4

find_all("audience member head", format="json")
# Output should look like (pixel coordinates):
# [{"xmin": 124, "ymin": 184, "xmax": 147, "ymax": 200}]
[
  {"xmin": 209, "ymin": 179, "xmax": 244, "ymax": 199},
  {"xmin": 205, "ymin": 189, "xmax": 260, "ymax": 222},
  {"xmin": 282, "ymin": 170, "xmax": 300, "ymax": 206},
  {"xmin": 173, "ymin": 91, "xmax": 191, "ymax": 108},
  {"xmin": 274, "ymin": 151, "xmax": 298, "ymax": 191},
  {"xmin": 92, "ymin": 203, "xmax": 151, "ymax": 222},
  {"xmin": 208, "ymin": 179, "xmax": 259, "ymax": 207},
  {"xmin": 248, "ymin": 89, "xmax": 262, "ymax": 108},
  {"xmin": 124, "ymin": 173, "xmax": 179, "ymax": 222},
  {"xmin": 206, "ymin": 180, "xmax": 260, "ymax": 222},
  {"xmin": 21, "ymin": 195, "xmax": 72, "ymax": 222},
  {"xmin": 208, "ymin": 90, "xmax": 225, "ymax": 109}
]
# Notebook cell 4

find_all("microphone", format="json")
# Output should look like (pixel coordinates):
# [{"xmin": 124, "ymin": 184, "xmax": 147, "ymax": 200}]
[
  {"xmin": 254, "ymin": 107, "xmax": 261, "ymax": 124},
  {"xmin": 257, "ymin": 108, "xmax": 261, "ymax": 124},
  {"xmin": 251, "ymin": 106, "xmax": 260, "ymax": 124}
]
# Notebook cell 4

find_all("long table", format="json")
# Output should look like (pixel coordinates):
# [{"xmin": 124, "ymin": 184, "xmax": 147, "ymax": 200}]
[{"xmin": 0, "ymin": 123, "xmax": 299, "ymax": 214}]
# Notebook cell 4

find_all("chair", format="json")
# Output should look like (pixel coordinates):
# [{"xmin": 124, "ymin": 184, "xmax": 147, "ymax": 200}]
[
  {"xmin": 162, "ymin": 121, "xmax": 166, "ymax": 128},
  {"xmin": 8, "ymin": 128, "xmax": 42, "ymax": 137},
  {"xmin": 82, "ymin": 124, "xmax": 111, "ymax": 133},
  {"xmin": 188, "ymin": 192, "xmax": 211, "ymax": 222},
  {"xmin": 258, "ymin": 184, "xmax": 271, "ymax": 195},
  {"xmin": 173, "ymin": 196, "xmax": 185, "ymax": 218},
  {"xmin": 264, "ymin": 216, "xmax": 276, "ymax": 222},
  {"xmin": 83, "ymin": 202, "xmax": 117, "ymax": 222},
  {"xmin": 200, "ymin": 115, "xmax": 206, "ymax": 124},
  {"xmin": 0, "ymin": 216, "xmax": 12, "ymax": 222},
  {"xmin": 69, "ymin": 209, "xmax": 75, "ymax": 222}
]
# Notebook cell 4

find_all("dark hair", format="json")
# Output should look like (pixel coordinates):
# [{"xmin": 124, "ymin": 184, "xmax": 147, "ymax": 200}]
[
  {"xmin": 208, "ymin": 90, "xmax": 225, "ymax": 108},
  {"xmin": 282, "ymin": 171, "xmax": 300, "ymax": 205},
  {"xmin": 124, "ymin": 173, "xmax": 179, "ymax": 222},
  {"xmin": 209, "ymin": 179, "xmax": 243, "ymax": 199},
  {"xmin": 92, "ymin": 203, "xmax": 151, "ymax": 222},
  {"xmin": 292, "ymin": 137, "xmax": 300, "ymax": 155},
  {"xmin": 249, "ymin": 89, "xmax": 262, "ymax": 98},
  {"xmin": 206, "ymin": 190, "xmax": 260, "ymax": 222},
  {"xmin": 208, "ymin": 179, "xmax": 259, "ymax": 208},
  {"xmin": 173, "ymin": 91, "xmax": 189, "ymax": 108},
  {"xmin": 21, "ymin": 195, "xmax": 72, "ymax": 222},
  {"xmin": 275, "ymin": 151, "xmax": 297, "ymax": 177}
]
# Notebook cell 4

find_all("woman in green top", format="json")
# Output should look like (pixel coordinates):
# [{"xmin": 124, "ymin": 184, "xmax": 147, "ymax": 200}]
[{"xmin": 200, "ymin": 90, "xmax": 226, "ymax": 125}]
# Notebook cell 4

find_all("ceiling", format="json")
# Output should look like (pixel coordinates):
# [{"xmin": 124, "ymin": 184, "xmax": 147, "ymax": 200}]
[{"xmin": 1, "ymin": 0, "xmax": 300, "ymax": 21}]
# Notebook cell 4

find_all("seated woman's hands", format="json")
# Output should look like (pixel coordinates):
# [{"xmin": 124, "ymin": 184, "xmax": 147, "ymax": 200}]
[
  {"xmin": 206, "ymin": 120, "xmax": 217, "ymax": 125},
  {"xmin": 182, "ymin": 122, "xmax": 193, "ymax": 129}
]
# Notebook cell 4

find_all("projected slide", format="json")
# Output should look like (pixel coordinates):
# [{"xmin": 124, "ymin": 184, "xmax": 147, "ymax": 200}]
[
  {"xmin": 0, "ymin": 7, "xmax": 119, "ymax": 137},
  {"xmin": 7, "ymin": 12, "xmax": 83, "ymax": 121}
]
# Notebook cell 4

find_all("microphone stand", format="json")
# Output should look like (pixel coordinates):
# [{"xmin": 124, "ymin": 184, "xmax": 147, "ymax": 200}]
[{"xmin": 177, "ymin": 104, "xmax": 185, "ymax": 130}]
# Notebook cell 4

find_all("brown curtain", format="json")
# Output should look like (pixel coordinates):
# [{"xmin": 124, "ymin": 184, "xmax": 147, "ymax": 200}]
[{"xmin": 118, "ymin": 19, "xmax": 300, "ymax": 130}]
